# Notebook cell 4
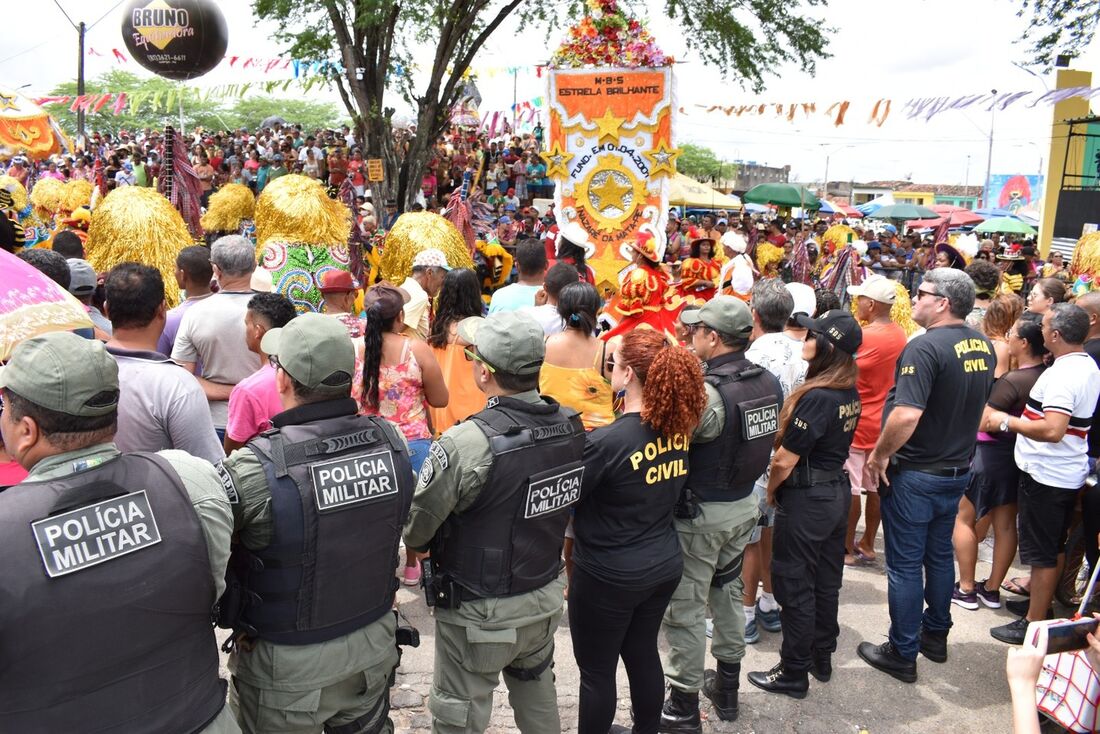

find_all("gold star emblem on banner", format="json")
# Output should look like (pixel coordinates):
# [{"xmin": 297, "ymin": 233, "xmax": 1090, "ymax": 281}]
[
  {"xmin": 592, "ymin": 174, "xmax": 632, "ymax": 212},
  {"xmin": 0, "ymin": 92, "xmax": 18, "ymax": 112},
  {"xmin": 541, "ymin": 142, "xmax": 574, "ymax": 179},
  {"xmin": 593, "ymin": 108, "xmax": 626, "ymax": 144},
  {"xmin": 644, "ymin": 140, "xmax": 681, "ymax": 178}
]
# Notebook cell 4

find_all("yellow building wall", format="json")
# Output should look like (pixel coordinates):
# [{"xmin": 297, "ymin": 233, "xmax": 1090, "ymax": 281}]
[
  {"xmin": 1040, "ymin": 69, "xmax": 1093, "ymax": 256},
  {"xmin": 895, "ymin": 192, "xmax": 934, "ymax": 206}
]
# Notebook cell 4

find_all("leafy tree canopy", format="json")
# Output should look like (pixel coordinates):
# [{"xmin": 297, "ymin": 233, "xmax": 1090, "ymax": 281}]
[
  {"xmin": 1018, "ymin": 0, "xmax": 1100, "ymax": 68},
  {"xmin": 678, "ymin": 143, "xmax": 737, "ymax": 182}
]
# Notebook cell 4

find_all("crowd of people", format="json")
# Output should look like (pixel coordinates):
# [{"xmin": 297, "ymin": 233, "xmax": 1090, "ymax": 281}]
[{"xmin": 2, "ymin": 123, "xmax": 1100, "ymax": 734}]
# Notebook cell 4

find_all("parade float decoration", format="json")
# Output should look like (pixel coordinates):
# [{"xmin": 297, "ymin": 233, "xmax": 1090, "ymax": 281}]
[
  {"xmin": 86, "ymin": 186, "xmax": 194, "ymax": 307},
  {"xmin": 1071, "ymin": 232, "xmax": 1100, "ymax": 296},
  {"xmin": 0, "ymin": 87, "xmax": 70, "ymax": 162},
  {"xmin": 200, "ymin": 182, "xmax": 255, "ymax": 244},
  {"xmin": 379, "ymin": 212, "xmax": 474, "ymax": 284},
  {"xmin": 255, "ymin": 174, "xmax": 353, "ymax": 313},
  {"xmin": 544, "ymin": 0, "xmax": 677, "ymax": 294}
]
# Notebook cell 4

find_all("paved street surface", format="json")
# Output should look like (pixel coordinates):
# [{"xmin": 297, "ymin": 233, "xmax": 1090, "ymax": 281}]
[{"xmin": 219, "ymin": 512, "xmax": 1026, "ymax": 733}]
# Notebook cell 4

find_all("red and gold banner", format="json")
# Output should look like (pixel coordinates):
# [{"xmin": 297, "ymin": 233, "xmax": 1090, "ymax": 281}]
[{"xmin": 544, "ymin": 67, "xmax": 677, "ymax": 292}]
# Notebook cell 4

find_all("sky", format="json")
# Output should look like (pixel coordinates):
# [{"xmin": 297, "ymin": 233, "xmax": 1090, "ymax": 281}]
[{"xmin": 4, "ymin": 0, "xmax": 1099, "ymax": 186}]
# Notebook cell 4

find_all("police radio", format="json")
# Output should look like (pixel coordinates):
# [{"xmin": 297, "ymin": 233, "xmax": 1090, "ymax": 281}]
[{"xmin": 674, "ymin": 488, "xmax": 701, "ymax": 520}]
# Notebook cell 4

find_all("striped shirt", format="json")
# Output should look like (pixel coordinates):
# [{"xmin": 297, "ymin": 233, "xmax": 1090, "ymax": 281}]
[{"xmin": 1015, "ymin": 351, "xmax": 1100, "ymax": 488}]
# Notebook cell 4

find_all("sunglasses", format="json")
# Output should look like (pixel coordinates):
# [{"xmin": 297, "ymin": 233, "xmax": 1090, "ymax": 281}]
[
  {"xmin": 915, "ymin": 289, "xmax": 945, "ymax": 301},
  {"xmin": 463, "ymin": 348, "xmax": 496, "ymax": 373}
]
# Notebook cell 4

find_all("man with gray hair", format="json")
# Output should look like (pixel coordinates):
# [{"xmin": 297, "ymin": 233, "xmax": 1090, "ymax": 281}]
[
  {"xmin": 173, "ymin": 236, "xmax": 262, "ymax": 440},
  {"xmin": 858, "ymin": 267, "xmax": 994, "ymax": 682},
  {"xmin": 988, "ymin": 302, "xmax": 1100, "ymax": 644}
]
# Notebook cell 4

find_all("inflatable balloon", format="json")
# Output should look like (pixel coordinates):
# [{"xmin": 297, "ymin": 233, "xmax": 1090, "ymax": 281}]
[{"xmin": 121, "ymin": 0, "xmax": 228, "ymax": 81}]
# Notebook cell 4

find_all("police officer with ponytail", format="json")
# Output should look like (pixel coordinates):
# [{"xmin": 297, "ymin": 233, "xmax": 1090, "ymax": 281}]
[
  {"xmin": 217, "ymin": 313, "xmax": 415, "ymax": 734},
  {"xmin": 659, "ymin": 297, "xmax": 784, "ymax": 731},
  {"xmin": 747, "ymin": 311, "xmax": 862, "ymax": 699},
  {"xmin": 0, "ymin": 333, "xmax": 239, "ymax": 733},
  {"xmin": 404, "ymin": 310, "xmax": 586, "ymax": 734}
]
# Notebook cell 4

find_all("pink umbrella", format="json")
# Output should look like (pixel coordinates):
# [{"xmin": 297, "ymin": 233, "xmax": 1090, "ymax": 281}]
[
  {"xmin": 907, "ymin": 204, "xmax": 984, "ymax": 229},
  {"xmin": 0, "ymin": 248, "xmax": 93, "ymax": 362}
]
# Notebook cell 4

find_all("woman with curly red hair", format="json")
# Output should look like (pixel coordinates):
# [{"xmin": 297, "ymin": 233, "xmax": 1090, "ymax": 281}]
[{"xmin": 569, "ymin": 329, "xmax": 707, "ymax": 734}]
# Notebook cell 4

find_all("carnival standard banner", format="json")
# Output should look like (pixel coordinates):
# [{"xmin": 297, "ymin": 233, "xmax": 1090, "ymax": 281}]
[{"xmin": 544, "ymin": 67, "xmax": 677, "ymax": 290}]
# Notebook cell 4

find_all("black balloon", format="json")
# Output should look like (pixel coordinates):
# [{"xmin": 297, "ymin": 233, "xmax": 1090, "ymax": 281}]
[{"xmin": 121, "ymin": 0, "xmax": 228, "ymax": 81}]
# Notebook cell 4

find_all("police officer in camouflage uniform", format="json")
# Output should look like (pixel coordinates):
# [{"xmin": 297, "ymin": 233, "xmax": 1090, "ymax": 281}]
[
  {"xmin": 218, "ymin": 313, "xmax": 415, "ymax": 734},
  {"xmin": 404, "ymin": 311, "xmax": 586, "ymax": 734},
  {"xmin": 659, "ymin": 297, "xmax": 784, "ymax": 732},
  {"xmin": 0, "ymin": 332, "xmax": 239, "ymax": 733}
]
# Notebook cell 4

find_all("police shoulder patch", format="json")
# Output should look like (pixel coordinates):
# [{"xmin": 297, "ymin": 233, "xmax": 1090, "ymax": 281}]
[
  {"xmin": 417, "ymin": 459, "xmax": 435, "ymax": 489},
  {"xmin": 215, "ymin": 462, "xmax": 239, "ymax": 505},
  {"xmin": 428, "ymin": 441, "xmax": 449, "ymax": 471}
]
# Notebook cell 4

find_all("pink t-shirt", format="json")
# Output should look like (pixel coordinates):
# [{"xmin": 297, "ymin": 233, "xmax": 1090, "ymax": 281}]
[{"xmin": 225, "ymin": 363, "xmax": 283, "ymax": 443}]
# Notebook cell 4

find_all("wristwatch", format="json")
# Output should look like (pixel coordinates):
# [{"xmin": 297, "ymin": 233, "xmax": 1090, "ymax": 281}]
[{"xmin": 998, "ymin": 415, "xmax": 1010, "ymax": 433}]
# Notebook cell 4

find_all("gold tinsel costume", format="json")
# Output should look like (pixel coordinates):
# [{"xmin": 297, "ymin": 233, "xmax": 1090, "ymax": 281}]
[
  {"xmin": 200, "ymin": 183, "xmax": 256, "ymax": 239},
  {"xmin": 755, "ymin": 242, "xmax": 785, "ymax": 278},
  {"xmin": 851, "ymin": 280, "xmax": 919, "ymax": 337},
  {"xmin": 255, "ymin": 174, "xmax": 352, "ymax": 313},
  {"xmin": 1, "ymin": 176, "xmax": 48, "ymax": 247},
  {"xmin": 379, "ymin": 212, "xmax": 475, "ymax": 283},
  {"xmin": 60, "ymin": 179, "xmax": 93, "ymax": 217},
  {"xmin": 1071, "ymin": 231, "xmax": 1100, "ymax": 297},
  {"xmin": 85, "ymin": 187, "xmax": 194, "ymax": 308},
  {"xmin": 822, "ymin": 224, "xmax": 859, "ymax": 254}
]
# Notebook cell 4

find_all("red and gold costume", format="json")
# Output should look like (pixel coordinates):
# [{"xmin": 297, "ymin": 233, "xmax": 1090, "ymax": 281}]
[
  {"xmin": 675, "ymin": 256, "xmax": 719, "ymax": 306},
  {"xmin": 600, "ymin": 230, "xmax": 679, "ymax": 340}
]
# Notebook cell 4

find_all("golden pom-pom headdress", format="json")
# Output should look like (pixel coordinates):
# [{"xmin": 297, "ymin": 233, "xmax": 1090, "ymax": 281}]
[
  {"xmin": 0, "ymin": 176, "xmax": 28, "ymax": 212},
  {"xmin": 30, "ymin": 177, "xmax": 64, "ymax": 219},
  {"xmin": 380, "ymin": 212, "xmax": 475, "ymax": 283},
  {"xmin": 255, "ymin": 174, "xmax": 350, "ymax": 250},
  {"xmin": 60, "ymin": 179, "xmax": 93, "ymax": 216},
  {"xmin": 200, "ymin": 183, "xmax": 255, "ymax": 235},
  {"xmin": 85, "ymin": 187, "xmax": 194, "ymax": 307}
]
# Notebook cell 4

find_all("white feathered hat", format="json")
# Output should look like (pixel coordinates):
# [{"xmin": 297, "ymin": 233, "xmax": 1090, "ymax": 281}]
[{"xmin": 556, "ymin": 220, "xmax": 596, "ymax": 259}]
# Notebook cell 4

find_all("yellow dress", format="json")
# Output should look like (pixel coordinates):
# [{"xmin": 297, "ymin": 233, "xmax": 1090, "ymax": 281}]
[{"xmin": 539, "ymin": 356, "xmax": 615, "ymax": 432}]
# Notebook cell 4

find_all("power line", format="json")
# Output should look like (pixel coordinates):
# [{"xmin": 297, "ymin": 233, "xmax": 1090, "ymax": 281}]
[
  {"xmin": 88, "ymin": 0, "xmax": 126, "ymax": 30},
  {"xmin": 0, "ymin": 39, "xmax": 54, "ymax": 66},
  {"xmin": 51, "ymin": 0, "xmax": 78, "ymax": 31}
]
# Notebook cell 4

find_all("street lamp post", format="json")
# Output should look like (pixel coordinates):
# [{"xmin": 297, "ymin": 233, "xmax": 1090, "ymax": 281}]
[{"xmin": 982, "ymin": 89, "xmax": 997, "ymax": 209}]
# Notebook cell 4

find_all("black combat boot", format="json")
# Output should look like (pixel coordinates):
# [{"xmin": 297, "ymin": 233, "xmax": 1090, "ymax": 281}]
[
  {"xmin": 810, "ymin": 652, "xmax": 832, "ymax": 682},
  {"xmin": 919, "ymin": 628, "xmax": 948, "ymax": 663},
  {"xmin": 658, "ymin": 687, "xmax": 701, "ymax": 734},
  {"xmin": 747, "ymin": 662, "xmax": 810, "ymax": 699},
  {"xmin": 701, "ymin": 660, "xmax": 740, "ymax": 721}
]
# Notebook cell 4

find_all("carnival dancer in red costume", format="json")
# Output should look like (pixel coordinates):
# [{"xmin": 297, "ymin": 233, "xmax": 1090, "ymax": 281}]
[
  {"xmin": 600, "ymin": 228, "xmax": 679, "ymax": 340},
  {"xmin": 675, "ymin": 227, "xmax": 721, "ymax": 307}
]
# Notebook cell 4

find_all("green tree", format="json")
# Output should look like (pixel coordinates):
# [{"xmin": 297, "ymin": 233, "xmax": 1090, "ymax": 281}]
[
  {"xmin": 253, "ymin": 0, "xmax": 831, "ymax": 209},
  {"xmin": 1018, "ymin": 0, "xmax": 1100, "ymax": 67},
  {"xmin": 229, "ymin": 97, "xmax": 344, "ymax": 131},
  {"xmin": 677, "ymin": 143, "xmax": 737, "ymax": 183}
]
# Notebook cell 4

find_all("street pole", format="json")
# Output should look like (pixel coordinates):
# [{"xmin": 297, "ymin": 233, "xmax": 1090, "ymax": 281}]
[
  {"xmin": 982, "ymin": 89, "xmax": 997, "ymax": 209},
  {"xmin": 511, "ymin": 69, "xmax": 517, "ymax": 132},
  {"xmin": 823, "ymin": 154, "xmax": 830, "ymax": 198},
  {"xmin": 77, "ymin": 20, "xmax": 86, "ymax": 145}
]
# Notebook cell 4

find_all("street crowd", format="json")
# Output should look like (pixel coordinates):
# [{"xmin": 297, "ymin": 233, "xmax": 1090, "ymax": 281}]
[{"xmin": 2, "ymin": 126, "xmax": 1100, "ymax": 734}]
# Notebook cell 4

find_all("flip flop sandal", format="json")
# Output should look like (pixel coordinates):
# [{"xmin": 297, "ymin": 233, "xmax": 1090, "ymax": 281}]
[
  {"xmin": 1001, "ymin": 577, "xmax": 1030, "ymax": 596},
  {"xmin": 844, "ymin": 550, "xmax": 876, "ymax": 567}
]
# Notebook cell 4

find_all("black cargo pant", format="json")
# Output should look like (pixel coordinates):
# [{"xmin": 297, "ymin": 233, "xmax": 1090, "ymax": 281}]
[{"xmin": 771, "ymin": 478, "xmax": 851, "ymax": 673}]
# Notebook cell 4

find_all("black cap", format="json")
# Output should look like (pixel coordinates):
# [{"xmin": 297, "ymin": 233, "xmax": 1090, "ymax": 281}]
[{"xmin": 795, "ymin": 310, "xmax": 862, "ymax": 356}]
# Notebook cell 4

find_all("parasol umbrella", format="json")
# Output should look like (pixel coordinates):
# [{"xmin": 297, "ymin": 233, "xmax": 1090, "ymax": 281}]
[
  {"xmin": 743, "ymin": 183, "xmax": 821, "ymax": 210},
  {"xmin": 907, "ymin": 204, "xmax": 984, "ymax": 229},
  {"xmin": 259, "ymin": 115, "xmax": 288, "ymax": 129},
  {"xmin": 0, "ymin": 248, "xmax": 93, "ymax": 361},
  {"xmin": 0, "ymin": 86, "xmax": 71, "ymax": 161},
  {"xmin": 974, "ymin": 217, "xmax": 1037, "ymax": 235},
  {"xmin": 819, "ymin": 200, "xmax": 863, "ymax": 218},
  {"xmin": 868, "ymin": 203, "xmax": 940, "ymax": 220}
]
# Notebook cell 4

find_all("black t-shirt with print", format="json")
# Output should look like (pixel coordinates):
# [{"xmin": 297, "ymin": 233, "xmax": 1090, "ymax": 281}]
[
  {"xmin": 573, "ymin": 413, "xmax": 687, "ymax": 586},
  {"xmin": 781, "ymin": 387, "xmax": 861, "ymax": 471},
  {"xmin": 984, "ymin": 364, "xmax": 1046, "ymax": 444},
  {"xmin": 883, "ymin": 323, "xmax": 995, "ymax": 465}
]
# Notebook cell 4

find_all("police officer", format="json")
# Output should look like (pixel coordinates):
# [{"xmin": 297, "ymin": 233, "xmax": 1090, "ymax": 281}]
[
  {"xmin": 218, "ymin": 312, "xmax": 415, "ymax": 734},
  {"xmin": 747, "ymin": 310, "xmax": 863, "ymax": 698},
  {"xmin": 404, "ymin": 311, "xmax": 586, "ymax": 734},
  {"xmin": 0, "ymin": 332, "xmax": 239, "ymax": 733},
  {"xmin": 660, "ymin": 297, "xmax": 784, "ymax": 732}
]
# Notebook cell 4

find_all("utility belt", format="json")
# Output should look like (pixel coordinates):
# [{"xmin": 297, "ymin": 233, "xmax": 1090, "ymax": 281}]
[
  {"xmin": 420, "ymin": 556, "xmax": 484, "ymax": 610},
  {"xmin": 674, "ymin": 482, "xmax": 756, "ymax": 519},
  {"xmin": 891, "ymin": 457, "xmax": 970, "ymax": 478},
  {"xmin": 781, "ymin": 466, "xmax": 847, "ymax": 489}
]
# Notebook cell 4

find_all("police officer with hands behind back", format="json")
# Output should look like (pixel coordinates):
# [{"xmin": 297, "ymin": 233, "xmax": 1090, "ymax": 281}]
[
  {"xmin": 217, "ymin": 311, "xmax": 416, "ymax": 734},
  {"xmin": 0, "ymin": 332, "xmax": 240, "ymax": 733},
  {"xmin": 404, "ymin": 310, "xmax": 586, "ymax": 734},
  {"xmin": 747, "ymin": 310, "xmax": 863, "ymax": 699},
  {"xmin": 659, "ymin": 296, "xmax": 785, "ymax": 732}
]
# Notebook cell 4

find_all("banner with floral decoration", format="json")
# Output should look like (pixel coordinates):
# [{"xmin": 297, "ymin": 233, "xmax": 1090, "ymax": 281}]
[{"xmin": 542, "ymin": 0, "xmax": 679, "ymax": 294}]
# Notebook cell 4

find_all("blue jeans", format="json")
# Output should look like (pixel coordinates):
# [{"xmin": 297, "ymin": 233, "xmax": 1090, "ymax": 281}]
[{"xmin": 880, "ymin": 468, "xmax": 968, "ymax": 660}]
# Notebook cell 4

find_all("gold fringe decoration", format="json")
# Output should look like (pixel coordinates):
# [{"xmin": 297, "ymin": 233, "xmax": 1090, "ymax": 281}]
[
  {"xmin": 30, "ymin": 178, "xmax": 64, "ymax": 219},
  {"xmin": 0, "ymin": 176, "xmax": 28, "ymax": 212},
  {"xmin": 1072, "ymin": 232, "xmax": 1100, "ymax": 282},
  {"xmin": 200, "ymin": 183, "xmax": 256, "ymax": 234},
  {"xmin": 60, "ymin": 179, "xmax": 93, "ymax": 215},
  {"xmin": 755, "ymin": 242, "xmax": 784, "ymax": 275},
  {"xmin": 851, "ymin": 280, "xmax": 918, "ymax": 336},
  {"xmin": 823, "ymin": 224, "xmax": 858, "ymax": 252},
  {"xmin": 86, "ymin": 187, "xmax": 194, "ymax": 308},
  {"xmin": 255, "ymin": 174, "xmax": 350, "ymax": 253},
  {"xmin": 380, "ymin": 212, "xmax": 475, "ymax": 283}
]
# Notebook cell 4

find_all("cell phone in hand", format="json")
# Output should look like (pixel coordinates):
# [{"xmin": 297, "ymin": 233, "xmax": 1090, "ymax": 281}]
[{"xmin": 1041, "ymin": 617, "xmax": 1100, "ymax": 655}]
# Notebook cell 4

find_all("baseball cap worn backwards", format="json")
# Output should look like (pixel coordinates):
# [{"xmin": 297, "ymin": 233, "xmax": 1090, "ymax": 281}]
[
  {"xmin": 261, "ymin": 313, "xmax": 354, "ymax": 391},
  {"xmin": 680, "ymin": 296, "xmax": 754, "ymax": 337},
  {"xmin": 466, "ymin": 311, "xmax": 544, "ymax": 375},
  {"xmin": 0, "ymin": 332, "xmax": 119, "ymax": 417}
]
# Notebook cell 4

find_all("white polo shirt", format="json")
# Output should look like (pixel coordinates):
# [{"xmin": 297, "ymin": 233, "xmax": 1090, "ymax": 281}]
[{"xmin": 1015, "ymin": 351, "xmax": 1100, "ymax": 489}]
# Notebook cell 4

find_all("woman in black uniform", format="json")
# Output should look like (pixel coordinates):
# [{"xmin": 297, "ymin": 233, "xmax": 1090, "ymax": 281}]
[
  {"xmin": 747, "ymin": 310, "xmax": 863, "ymax": 699},
  {"xmin": 569, "ymin": 330, "xmax": 707, "ymax": 734}
]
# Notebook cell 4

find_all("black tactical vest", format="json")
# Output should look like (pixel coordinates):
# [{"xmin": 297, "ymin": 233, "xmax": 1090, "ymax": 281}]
[
  {"xmin": 688, "ymin": 351, "xmax": 784, "ymax": 502},
  {"xmin": 432, "ymin": 395, "xmax": 585, "ymax": 599},
  {"xmin": 0, "ymin": 452, "xmax": 226, "ymax": 733},
  {"xmin": 240, "ymin": 405, "xmax": 414, "ymax": 645}
]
